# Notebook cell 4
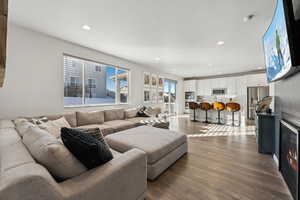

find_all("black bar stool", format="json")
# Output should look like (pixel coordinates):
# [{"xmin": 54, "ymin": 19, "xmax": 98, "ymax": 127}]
[
  {"xmin": 212, "ymin": 102, "xmax": 225, "ymax": 124},
  {"xmin": 188, "ymin": 102, "xmax": 199, "ymax": 122},
  {"xmin": 199, "ymin": 102, "xmax": 211, "ymax": 123},
  {"xmin": 226, "ymin": 102, "xmax": 241, "ymax": 126}
]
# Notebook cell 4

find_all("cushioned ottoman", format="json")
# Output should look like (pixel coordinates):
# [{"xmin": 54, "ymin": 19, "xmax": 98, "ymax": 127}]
[{"xmin": 105, "ymin": 126, "xmax": 188, "ymax": 180}]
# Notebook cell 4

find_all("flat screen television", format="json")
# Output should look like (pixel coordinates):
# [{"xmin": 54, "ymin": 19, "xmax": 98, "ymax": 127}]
[{"xmin": 263, "ymin": 0, "xmax": 300, "ymax": 82}]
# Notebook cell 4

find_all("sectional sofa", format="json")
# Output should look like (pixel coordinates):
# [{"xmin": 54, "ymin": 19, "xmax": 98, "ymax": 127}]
[
  {"xmin": 43, "ymin": 107, "xmax": 161, "ymax": 136},
  {"xmin": 0, "ymin": 107, "xmax": 188, "ymax": 200}
]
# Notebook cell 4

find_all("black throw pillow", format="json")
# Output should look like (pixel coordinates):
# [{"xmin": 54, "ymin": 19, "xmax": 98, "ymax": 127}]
[
  {"xmin": 137, "ymin": 106, "xmax": 150, "ymax": 117},
  {"xmin": 61, "ymin": 127, "xmax": 113, "ymax": 169}
]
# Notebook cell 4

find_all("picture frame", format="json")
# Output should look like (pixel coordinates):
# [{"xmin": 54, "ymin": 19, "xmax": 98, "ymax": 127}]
[
  {"xmin": 151, "ymin": 74, "xmax": 157, "ymax": 88},
  {"xmin": 158, "ymin": 76, "xmax": 164, "ymax": 89},
  {"xmin": 144, "ymin": 90, "xmax": 150, "ymax": 103},
  {"xmin": 144, "ymin": 72, "xmax": 150, "ymax": 87}
]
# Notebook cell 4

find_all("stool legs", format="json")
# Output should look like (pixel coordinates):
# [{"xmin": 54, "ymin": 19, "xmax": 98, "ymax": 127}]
[
  {"xmin": 232, "ymin": 111, "xmax": 235, "ymax": 126},
  {"xmin": 217, "ymin": 110, "xmax": 221, "ymax": 124},
  {"xmin": 205, "ymin": 110, "xmax": 208, "ymax": 123},
  {"xmin": 192, "ymin": 108, "xmax": 197, "ymax": 122}
]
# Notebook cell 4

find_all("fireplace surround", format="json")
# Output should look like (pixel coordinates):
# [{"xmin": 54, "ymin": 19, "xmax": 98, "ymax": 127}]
[{"xmin": 280, "ymin": 120, "xmax": 299, "ymax": 200}]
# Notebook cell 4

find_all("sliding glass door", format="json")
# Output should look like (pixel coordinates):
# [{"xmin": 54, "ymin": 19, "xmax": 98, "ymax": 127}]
[{"xmin": 164, "ymin": 79, "xmax": 177, "ymax": 115}]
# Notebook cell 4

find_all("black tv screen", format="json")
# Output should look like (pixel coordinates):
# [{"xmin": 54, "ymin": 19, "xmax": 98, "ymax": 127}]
[{"xmin": 263, "ymin": 0, "xmax": 299, "ymax": 82}]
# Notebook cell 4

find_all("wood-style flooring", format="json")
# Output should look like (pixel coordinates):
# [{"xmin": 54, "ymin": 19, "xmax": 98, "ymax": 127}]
[{"xmin": 146, "ymin": 115, "xmax": 292, "ymax": 200}]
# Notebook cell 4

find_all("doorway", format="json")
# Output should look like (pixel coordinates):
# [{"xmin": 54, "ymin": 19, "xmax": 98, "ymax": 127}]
[
  {"xmin": 164, "ymin": 79, "xmax": 177, "ymax": 115},
  {"xmin": 247, "ymin": 86, "xmax": 269, "ymax": 120}
]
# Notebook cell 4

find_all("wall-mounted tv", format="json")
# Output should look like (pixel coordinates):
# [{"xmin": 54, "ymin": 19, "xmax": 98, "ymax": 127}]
[{"xmin": 263, "ymin": 0, "xmax": 300, "ymax": 82}]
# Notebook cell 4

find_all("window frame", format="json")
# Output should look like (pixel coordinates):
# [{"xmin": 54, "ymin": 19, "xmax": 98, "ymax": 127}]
[{"xmin": 63, "ymin": 54, "xmax": 130, "ymax": 107}]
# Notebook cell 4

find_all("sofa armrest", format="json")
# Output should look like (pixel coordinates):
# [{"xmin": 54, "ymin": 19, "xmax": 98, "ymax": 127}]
[
  {"xmin": 60, "ymin": 148, "xmax": 147, "ymax": 200},
  {"xmin": 0, "ymin": 163, "xmax": 64, "ymax": 200}
]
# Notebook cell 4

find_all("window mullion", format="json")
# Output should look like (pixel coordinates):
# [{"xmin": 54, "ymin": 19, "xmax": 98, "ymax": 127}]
[
  {"xmin": 82, "ymin": 61, "xmax": 85, "ymax": 105},
  {"xmin": 115, "ymin": 67, "xmax": 118, "ymax": 104}
]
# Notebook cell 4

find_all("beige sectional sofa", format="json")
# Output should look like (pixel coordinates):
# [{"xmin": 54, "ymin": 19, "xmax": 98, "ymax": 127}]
[
  {"xmin": 43, "ymin": 107, "xmax": 161, "ymax": 136},
  {"xmin": 0, "ymin": 120, "xmax": 147, "ymax": 200},
  {"xmin": 0, "ymin": 106, "xmax": 189, "ymax": 200}
]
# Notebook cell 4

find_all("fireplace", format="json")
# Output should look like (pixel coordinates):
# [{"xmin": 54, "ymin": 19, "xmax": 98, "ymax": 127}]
[{"xmin": 280, "ymin": 120, "xmax": 299, "ymax": 200}]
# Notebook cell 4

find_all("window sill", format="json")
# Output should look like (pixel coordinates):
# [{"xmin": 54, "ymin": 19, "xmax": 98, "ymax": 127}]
[{"xmin": 64, "ymin": 103, "xmax": 129, "ymax": 109}]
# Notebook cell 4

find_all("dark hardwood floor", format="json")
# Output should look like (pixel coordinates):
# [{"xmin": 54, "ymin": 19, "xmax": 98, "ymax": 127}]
[{"xmin": 146, "ymin": 116, "xmax": 292, "ymax": 200}]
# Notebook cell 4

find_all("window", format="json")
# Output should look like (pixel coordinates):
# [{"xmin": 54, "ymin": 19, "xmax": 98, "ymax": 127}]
[
  {"xmin": 87, "ymin": 79, "xmax": 96, "ymax": 88},
  {"xmin": 95, "ymin": 65, "xmax": 101, "ymax": 72},
  {"xmin": 64, "ymin": 55, "xmax": 129, "ymax": 106},
  {"xmin": 70, "ymin": 77, "xmax": 81, "ymax": 87}
]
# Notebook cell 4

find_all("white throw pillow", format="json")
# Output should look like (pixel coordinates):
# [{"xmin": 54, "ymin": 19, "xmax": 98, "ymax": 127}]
[
  {"xmin": 15, "ymin": 120, "xmax": 36, "ymax": 137},
  {"xmin": 124, "ymin": 108, "xmax": 138, "ymax": 118},
  {"xmin": 39, "ymin": 117, "xmax": 71, "ymax": 138},
  {"xmin": 23, "ymin": 126, "xmax": 87, "ymax": 181}
]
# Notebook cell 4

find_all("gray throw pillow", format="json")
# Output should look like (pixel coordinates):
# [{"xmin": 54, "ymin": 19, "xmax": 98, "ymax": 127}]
[{"xmin": 22, "ymin": 127, "xmax": 87, "ymax": 181}]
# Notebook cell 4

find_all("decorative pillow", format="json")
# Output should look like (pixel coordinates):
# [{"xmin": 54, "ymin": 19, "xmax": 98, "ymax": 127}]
[
  {"xmin": 22, "ymin": 127, "xmax": 87, "ymax": 181},
  {"xmin": 137, "ymin": 106, "xmax": 150, "ymax": 117},
  {"xmin": 29, "ymin": 117, "xmax": 48, "ymax": 125},
  {"xmin": 44, "ymin": 112, "xmax": 77, "ymax": 127},
  {"xmin": 61, "ymin": 127, "xmax": 113, "ymax": 169},
  {"xmin": 15, "ymin": 120, "xmax": 36, "ymax": 137},
  {"xmin": 124, "ymin": 108, "xmax": 138, "ymax": 119},
  {"xmin": 76, "ymin": 128, "xmax": 106, "ymax": 141},
  {"xmin": 144, "ymin": 106, "xmax": 155, "ymax": 116},
  {"xmin": 76, "ymin": 111, "xmax": 104, "ymax": 126},
  {"xmin": 39, "ymin": 117, "xmax": 71, "ymax": 138},
  {"xmin": 14, "ymin": 118, "xmax": 29, "ymax": 125}
]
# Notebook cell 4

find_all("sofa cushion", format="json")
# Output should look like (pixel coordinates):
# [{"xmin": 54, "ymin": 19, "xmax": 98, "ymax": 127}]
[
  {"xmin": 39, "ymin": 117, "xmax": 71, "ymax": 138},
  {"xmin": 0, "ymin": 128, "xmax": 21, "ymax": 147},
  {"xmin": 0, "ymin": 120, "xmax": 15, "ymax": 129},
  {"xmin": 0, "ymin": 141, "xmax": 35, "ymax": 173},
  {"xmin": 105, "ymin": 126, "xmax": 187, "ymax": 164},
  {"xmin": 22, "ymin": 127, "xmax": 87, "ymax": 181},
  {"xmin": 104, "ymin": 109, "xmax": 125, "ymax": 122},
  {"xmin": 45, "ymin": 112, "xmax": 77, "ymax": 127},
  {"xmin": 77, "ymin": 124, "xmax": 115, "ymax": 136},
  {"xmin": 124, "ymin": 108, "xmax": 138, "ymax": 118},
  {"xmin": 76, "ymin": 111, "xmax": 104, "ymax": 126},
  {"xmin": 104, "ymin": 120, "xmax": 137, "ymax": 133},
  {"xmin": 61, "ymin": 127, "xmax": 113, "ymax": 169},
  {"xmin": 125, "ymin": 117, "xmax": 149, "ymax": 125}
]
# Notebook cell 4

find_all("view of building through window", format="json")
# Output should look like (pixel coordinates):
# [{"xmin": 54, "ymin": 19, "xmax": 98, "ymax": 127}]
[{"xmin": 64, "ymin": 56, "xmax": 129, "ymax": 106}]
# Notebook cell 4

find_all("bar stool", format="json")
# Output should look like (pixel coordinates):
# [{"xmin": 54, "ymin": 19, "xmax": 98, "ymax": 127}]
[
  {"xmin": 226, "ymin": 102, "xmax": 241, "ymax": 126},
  {"xmin": 188, "ymin": 102, "xmax": 199, "ymax": 122},
  {"xmin": 199, "ymin": 102, "xmax": 211, "ymax": 123},
  {"xmin": 212, "ymin": 102, "xmax": 225, "ymax": 124}
]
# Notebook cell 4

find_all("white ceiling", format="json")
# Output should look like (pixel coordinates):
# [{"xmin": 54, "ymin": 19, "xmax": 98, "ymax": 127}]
[{"xmin": 9, "ymin": 0, "xmax": 276, "ymax": 77}]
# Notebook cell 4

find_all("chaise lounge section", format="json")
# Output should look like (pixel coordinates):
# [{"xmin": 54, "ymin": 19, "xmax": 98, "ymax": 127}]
[{"xmin": 105, "ymin": 126, "xmax": 188, "ymax": 180}]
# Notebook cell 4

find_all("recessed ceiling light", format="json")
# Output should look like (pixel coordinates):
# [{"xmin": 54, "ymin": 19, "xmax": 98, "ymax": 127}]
[
  {"xmin": 217, "ymin": 41, "xmax": 225, "ymax": 45},
  {"xmin": 155, "ymin": 57, "xmax": 161, "ymax": 61},
  {"xmin": 82, "ymin": 25, "xmax": 91, "ymax": 31}
]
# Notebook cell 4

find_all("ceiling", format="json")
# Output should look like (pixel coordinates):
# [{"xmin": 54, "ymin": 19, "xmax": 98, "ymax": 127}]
[{"xmin": 9, "ymin": 0, "xmax": 276, "ymax": 78}]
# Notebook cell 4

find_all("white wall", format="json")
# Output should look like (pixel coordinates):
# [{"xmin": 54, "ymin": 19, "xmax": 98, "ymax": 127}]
[{"xmin": 0, "ymin": 24, "xmax": 184, "ymax": 119}]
